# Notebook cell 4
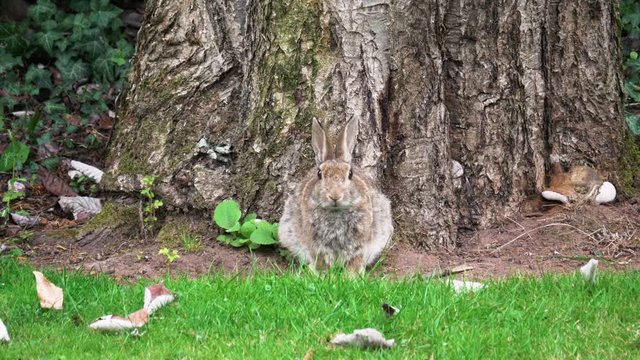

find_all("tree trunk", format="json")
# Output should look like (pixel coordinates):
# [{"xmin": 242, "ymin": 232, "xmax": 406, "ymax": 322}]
[{"xmin": 104, "ymin": 0, "xmax": 625, "ymax": 248}]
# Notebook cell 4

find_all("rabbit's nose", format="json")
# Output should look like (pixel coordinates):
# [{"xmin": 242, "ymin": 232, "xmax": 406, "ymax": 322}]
[{"xmin": 329, "ymin": 194, "xmax": 341, "ymax": 202}]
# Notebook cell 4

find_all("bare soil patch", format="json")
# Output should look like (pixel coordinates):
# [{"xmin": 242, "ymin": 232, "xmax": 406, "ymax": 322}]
[{"xmin": 5, "ymin": 200, "xmax": 640, "ymax": 281}]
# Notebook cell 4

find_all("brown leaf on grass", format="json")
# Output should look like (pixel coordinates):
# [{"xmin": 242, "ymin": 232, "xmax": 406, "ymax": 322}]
[
  {"xmin": 144, "ymin": 283, "xmax": 175, "ymax": 315},
  {"xmin": 33, "ymin": 271, "xmax": 64, "ymax": 310},
  {"xmin": 38, "ymin": 167, "xmax": 77, "ymax": 197},
  {"xmin": 89, "ymin": 308, "xmax": 149, "ymax": 331},
  {"xmin": 302, "ymin": 349, "xmax": 313, "ymax": 360}
]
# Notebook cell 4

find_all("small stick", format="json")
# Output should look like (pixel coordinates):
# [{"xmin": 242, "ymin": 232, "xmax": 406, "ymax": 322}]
[
  {"xmin": 425, "ymin": 264, "xmax": 474, "ymax": 279},
  {"xmin": 491, "ymin": 222, "xmax": 599, "ymax": 254}
]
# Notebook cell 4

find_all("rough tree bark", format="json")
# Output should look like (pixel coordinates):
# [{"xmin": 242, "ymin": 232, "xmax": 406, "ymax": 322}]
[{"xmin": 104, "ymin": 0, "xmax": 625, "ymax": 248}]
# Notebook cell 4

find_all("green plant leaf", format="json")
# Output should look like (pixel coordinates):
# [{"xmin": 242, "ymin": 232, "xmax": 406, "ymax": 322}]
[
  {"xmin": 28, "ymin": 0, "xmax": 57, "ymax": 23},
  {"xmin": 240, "ymin": 221, "xmax": 257, "ymax": 238},
  {"xmin": 0, "ymin": 141, "xmax": 30, "ymax": 172},
  {"xmin": 226, "ymin": 222, "xmax": 241, "ymax": 233},
  {"xmin": 216, "ymin": 234, "xmax": 235, "ymax": 244},
  {"xmin": 25, "ymin": 66, "xmax": 53, "ymax": 90},
  {"xmin": 213, "ymin": 199, "xmax": 242, "ymax": 230},
  {"xmin": 0, "ymin": 23, "xmax": 29, "ymax": 55},
  {"xmin": 92, "ymin": 55, "xmax": 115, "ymax": 82},
  {"xmin": 33, "ymin": 31, "xmax": 63, "ymax": 55},
  {"xmin": 244, "ymin": 212, "xmax": 257, "ymax": 222},
  {"xmin": 631, "ymin": 51, "xmax": 638, "ymax": 61},
  {"xmin": 625, "ymin": 113, "xmax": 640, "ymax": 135},
  {"xmin": 250, "ymin": 228, "xmax": 277, "ymax": 245},
  {"xmin": 229, "ymin": 238, "xmax": 250, "ymax": 248}
]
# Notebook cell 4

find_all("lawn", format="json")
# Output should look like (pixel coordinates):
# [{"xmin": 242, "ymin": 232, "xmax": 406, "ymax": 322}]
[{"xmin": 0, "ymin": 258, "xmax": 639, "ymax": 359}]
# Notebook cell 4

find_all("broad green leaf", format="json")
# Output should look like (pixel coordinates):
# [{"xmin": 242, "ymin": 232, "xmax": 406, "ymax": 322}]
[
  {"xmin": 229, "ymin": 238, "xmax": 250, "ymax": 248},
  {"xmin": 271, "ymin": 223, "xmax": 279, "ymax": 240},
  {"xmin": 216, "ymin": 234, "xmax": 235, "ymax": 243},
  {"xmin": 630, "ymin": 51, "xmax": 638, "ymax": 61},
  {"xmin": 226, "ymin": 222, "xmax": 241, "ymax": 233},
  {"xmin": 213, "ymin": 199, "xmax": 242, "ymax": 230},
  {"xmin": 244, "ymin": 212, "xmax": 257, "ymax": 222},
  {"xmin": 240, "ymin": 221, "xmax": 257, "ymax": 238},
  {"xmin": 250, "ymin": 228, "xmax": 277, "ymax": 245},
  {"xmin": 0, "ymin": 141, "xmax": 30, "ymax": 172}
]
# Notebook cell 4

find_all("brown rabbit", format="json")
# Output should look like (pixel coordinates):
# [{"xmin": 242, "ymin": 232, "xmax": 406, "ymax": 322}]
[{"xmin": 278, "ymin": 117, "xmax": 394, "ymax": 274}]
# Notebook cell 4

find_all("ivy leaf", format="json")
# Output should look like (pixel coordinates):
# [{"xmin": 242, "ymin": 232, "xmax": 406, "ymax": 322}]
[
  {"xmin": 0, "ymin": 52, "xmax": 23, "ymax": 73},
  {"xmin": 43, "ymin": 100, "xmax": 67, "ymax": 115},
  {"xmin": 55, "ymin": 55, "xmax": 89, "ymax": 85},
  {"xmin": 92, "ymin": 55, "xmax": 115, "ymax": 82},
  {"xmin": 250, "ymin": 228, "xmax": 277, "ymax": 245},
  {"xmin": 0, "ymin": 141, "xmax": 30, "ymax": 172},
  {"xmin": 28, "ymin": 0, "xmax": 57, "ymax": 23},
  {"xmin": 79, "ymin": 39, "xmax": 107, "ymax": 59},
  {"xmin": 33, "ymin": 31, "xmax": 63, "ymax": 55},
  {"xmin": 213, "ymin": 199, "xmax": 242, "ymax": 230},
  {"xmin": 90, "ymin": 10, "xmax": 122, "ymax": 29},
  {"xmin": 0, "ymin": 23, "xmax": 29, "ymax": 55},
  {"xmin": 25, "ymin": 65, "xmax": 53, "ymax": 90},
  {"xmin": 625, "ymin": 113, "xmax": 640, "ymax": 135},
  {"xmin": 229, "ymin": 238, "xmax": 250, "ymax": 248}
]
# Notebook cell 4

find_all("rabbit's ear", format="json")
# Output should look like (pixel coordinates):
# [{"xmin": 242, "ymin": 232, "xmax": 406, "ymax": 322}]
[
  {"xmin": 312, "ymin": 117, "xmax": 333, "ymax": 165},
  {"xmin": 335, "ymin": 116, "xmax": 358, "ymax": 163}
]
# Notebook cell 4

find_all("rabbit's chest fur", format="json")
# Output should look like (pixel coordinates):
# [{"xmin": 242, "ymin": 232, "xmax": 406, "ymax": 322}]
[{"xmin": 311, "ymin": 208, "xmax": 368, "ymax": 260}]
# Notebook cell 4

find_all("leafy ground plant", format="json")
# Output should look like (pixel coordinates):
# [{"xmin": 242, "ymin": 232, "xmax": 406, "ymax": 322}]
[
  {"xmin": 213, "ymin": 199, "xmax": 278, "ymax": 249},
  {"xmin": 1, "ymin": 258, "xmax": 639, "ymax": 359},
  {"xmin": 140, "ymin": 175, "xmax": 163, "ymax": 236},
  {"xmin": 158, "ymin": 247, "xmax": 180, "ymax": 264},
  {"xmin": 180, "ymin": 232, "xmax": 202, "ymax": 253}
]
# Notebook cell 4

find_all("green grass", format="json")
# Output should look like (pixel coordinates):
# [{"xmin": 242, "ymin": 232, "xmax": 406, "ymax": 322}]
[{"xmin": 0, "ymin": 258, "xmax": 639, "ymax": 359}]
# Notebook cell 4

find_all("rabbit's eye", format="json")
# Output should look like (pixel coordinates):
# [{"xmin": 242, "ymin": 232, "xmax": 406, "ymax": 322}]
[
  {"xmin": 348, "ymin": 169, "xmax": 353, "ymax": 180},
  {"xmin": 317, "ymin": 169, "xmax": 322, "ymax": 179}
]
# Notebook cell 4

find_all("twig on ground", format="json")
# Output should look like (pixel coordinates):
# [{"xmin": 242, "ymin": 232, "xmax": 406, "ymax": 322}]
[
  {"xmin": 425, "ymin": 265, "xmax": 474, "ymax": 279},
  {"xmin": 491, "ymin": 223, "xmax": 599, "ymax": 254}
]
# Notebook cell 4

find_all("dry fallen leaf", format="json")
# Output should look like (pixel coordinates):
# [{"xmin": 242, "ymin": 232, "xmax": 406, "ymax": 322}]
[
  {"xmin": 33, "ymin": 271, "xmax": 64, "ymax": 310},
  {"xmin": 38, "ymin": 167, "xmax": 78, "ymax": 197},
  {"xmin": 11, "ymin": 213, "xmax": 41, "ymax": 228},
  {"xmin": 89, "ymin": 308, "xmax": 149, "ymax": 331},
  {"xmin": 144, "ymin": 283, "xmax": 175, "ymax": 315},
  {"xmin": 0, "ymin": 319, "xmax": 9, "ymax": 342},
  {"xmin": 69, "ymin": 160, "xmax": 104, "ymax": 183},
  {"xmin": 58, "ymin": 196, "xmax": 102, "ymax": 221},
  {"xmin": 448, "ymin": 279, "xmax": 485, "ymax": 294},
  {"xmin": 580, "ymin": 259, "xmax": 598, "ymax": 284},
  {"xmin": 330, "ymin": 328, "xmax": 395, "ymax": 349}
]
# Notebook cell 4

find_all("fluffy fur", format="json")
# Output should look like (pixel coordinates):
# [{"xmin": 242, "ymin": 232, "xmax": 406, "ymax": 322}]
[{"xmin": 278, "ymin": 117, "xmax": 393, "ymax": 273}]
